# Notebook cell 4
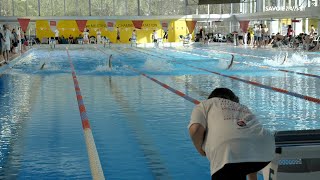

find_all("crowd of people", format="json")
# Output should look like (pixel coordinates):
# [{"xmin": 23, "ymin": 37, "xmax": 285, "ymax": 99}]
[
  {"xmin": 237, "ymin": 24, "xmax": 319, "ymax": 51},
  {"xmin": 195, "ymin": 24, "xmax": 319, "ymax": 52},
  {"xmin": 47, "ymin": 27, "xmax": 172, "ymax": 48},
  {"xmin": 0, "ymin": 24, "xmax": 27, "ymax": 65}
]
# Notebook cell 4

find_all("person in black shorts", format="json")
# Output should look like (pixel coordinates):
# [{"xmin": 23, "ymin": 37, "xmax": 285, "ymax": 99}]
[
  {"xmin": 163, "ymin": 30, "xmax": 168, "ymax": 42},
  {"xmin": 116, "ymin": 27, "xmax": 121, "ymax": 43},
  {"xmin": 189, "ymin": 88, "xmax": 275, "ymax": 180}
]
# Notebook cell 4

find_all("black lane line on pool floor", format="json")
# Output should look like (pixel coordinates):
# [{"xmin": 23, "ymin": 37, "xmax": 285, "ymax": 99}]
[{"xmin": 104, "ymin": 76, "xmax": 172, "ymax": 180}]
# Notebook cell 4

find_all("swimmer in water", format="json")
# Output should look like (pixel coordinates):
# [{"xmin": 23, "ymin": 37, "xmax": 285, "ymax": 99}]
[
  {"xmin": 226, "ymin": 55, "xmax": 234, "ymax": 70},
  {"xmin": 108, "ymin": 54, "xmax": 113, "ymax": 69},
  {"xmin": 40, "ymin": 63, "xmax": 45, "ymax": 70},
  {"xmin": 281, "ymin": 52, "xmax": 288, "ymax": 65}
]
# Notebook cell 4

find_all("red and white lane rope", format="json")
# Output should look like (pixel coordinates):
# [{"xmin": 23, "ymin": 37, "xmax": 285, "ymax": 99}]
[
  {"xmin": 95, "ymin": 47, "xmax": 200, "ymax": 105},
  {"xmin": 133, "ymin": 48, "xmax": 320, "ymax": 104},
  {"xmin": 66, "ymin": 47, "xmax": 105, "ymax": 180},
  {"xmin": 167, "ymin": 47, "xmax": 320, "ymax": 79}
]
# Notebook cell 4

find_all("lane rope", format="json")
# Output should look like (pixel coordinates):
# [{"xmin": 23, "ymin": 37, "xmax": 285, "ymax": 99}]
[
  {"xmin": 132, "ymin": 47, "xmax": 320, "ymax": 104},
  {"xmin": 166, "ymin": 47, "xmax": 320, "ymax": 79},
  {"xmin": 66, "ymin": 47, "xmax": 105, "ymax": 180},
  {"xmin": 95, "ymin": 47, "xmax": 200, "ymax": 105}
]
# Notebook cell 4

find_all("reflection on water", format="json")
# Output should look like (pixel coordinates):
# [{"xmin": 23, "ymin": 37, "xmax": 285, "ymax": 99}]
[{"xmin": 0, "ymin": 45, "xmax": 318, "ymax": 179}]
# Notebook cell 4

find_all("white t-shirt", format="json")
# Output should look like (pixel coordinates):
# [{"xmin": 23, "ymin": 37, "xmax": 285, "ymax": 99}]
[
  {"xmin": 132, "ymin": 32, "xmax": 136, "ymax": 40},
  {"xmin": 188, "ymin": 98, "xmax": 275, "ymax": 175},
  {"xmin": 83, "ymin": 32, "xmax": 89, "ymax": 40},
  {"xmin": 4, "ymin": 29, "xmax": 12, "ymax": 45},
  {"xmin": 54, "ymin": 29, "xmax": 59, "ymax": 37},
  {"xmin": 152, "ymin": 31, "xmax": 158, "ymax": 40},
  {"xmin": 254, "ymin": 27, "xmax": 261, "ymax": 37}
]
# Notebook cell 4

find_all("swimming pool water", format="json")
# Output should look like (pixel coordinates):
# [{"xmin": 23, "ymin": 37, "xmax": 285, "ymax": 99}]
[{"xmin": 0, "ymin": 44, "xmax": 319, "ymax": 179}]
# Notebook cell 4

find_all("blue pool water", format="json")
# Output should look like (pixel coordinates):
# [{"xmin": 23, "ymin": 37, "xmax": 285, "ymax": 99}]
[{"xmin": 0, "ymin": 44, "xmax": 319, "ymax": 179}]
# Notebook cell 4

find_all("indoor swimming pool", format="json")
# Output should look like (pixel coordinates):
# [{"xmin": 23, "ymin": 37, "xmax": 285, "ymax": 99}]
[{"xmin": 0, "ymin": 44, "xmax": 319, "ymax": 179}]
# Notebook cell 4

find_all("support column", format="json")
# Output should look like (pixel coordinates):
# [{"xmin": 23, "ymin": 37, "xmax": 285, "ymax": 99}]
[
  {"xmin": 185, "ymin": 0, "xmax": 188, "ymax": 15},
  {"xmin": 270, "ymin": 19, "xmax": 279, "ymax": 35},
  {"xmin": 38, "ymin": 0, "xmax": 40, "ymax": 16},
  {"xmin": 76, "ymin": 0, "xmax": 78, "ymax": 15},
  {"xmin": 257, "ymin": 0, "xmax": 263, "ymax": 12},
  {"xmin": 89, "ymin": 0, "xmax": 91, "ymax": 16},
  {"xmin": 318, "ymin": 19, "xmax": 320, "ymax": 35},
  {"xmin": 305, "ymin": 18, "xmax": 309, "ymax": 33},
  {"xmin": 295, "ymin": 19, "xmax": 303, "ymax": 34},
  {"xmin": 12, "ymin": 0, "xmax": 14, "ymax": 16},
  {"xmin": 138, "ymin": 0, "xmax": 140, "ymax": 16}
]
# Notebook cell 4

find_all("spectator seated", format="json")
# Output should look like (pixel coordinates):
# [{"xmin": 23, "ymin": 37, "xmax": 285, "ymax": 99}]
[{"xmin": 90, "ymin": 36, "xmax": 96, "ymax": 44}]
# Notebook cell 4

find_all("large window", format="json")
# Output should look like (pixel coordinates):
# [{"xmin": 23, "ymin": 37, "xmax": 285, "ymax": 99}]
[
  {"xmin": 27, "ymin": 0, "xmax": 38, "ymax": 16},
  {"xmin": 65, "ymin": 0, "xmax": 78, "ymax": 16},
  {"xmin": 0, "ymin": 0, "xmax": 13, "ymax": 16},
  {"xmin": 0, "ymin": 0, "xmax": 249, "ymax": 17},
  {"xmin": 13, "ymin": 0, "xmax": 27, "ymax": 16},
  {"xmin": 91, "ymin": 0, "xmax": 114, "ymax": 16}
]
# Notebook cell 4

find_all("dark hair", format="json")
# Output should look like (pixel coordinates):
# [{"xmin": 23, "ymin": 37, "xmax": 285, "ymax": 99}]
[{"xmin": 208, "ymin": 88, "xmax": 239, "ymax": 103}]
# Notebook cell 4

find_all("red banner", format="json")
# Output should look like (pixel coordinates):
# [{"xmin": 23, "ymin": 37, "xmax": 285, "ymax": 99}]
[
  {"xmin": 239, "ymin": 21, "xmax": 250, "ymax": 32},
  {"xmin": 186, "ymin": 21, "xmax": 197, "ymax": 33},
  {"xmin": 76, "ymin": 20, "xmax": 87, "ymax": 32},
  {"xmin": 132, "ymin": 20, "xmax": 143, "ymax": 29},
  {"xmin": 17, "ymin": 18, "xmax": 30, "ymax": 32}
]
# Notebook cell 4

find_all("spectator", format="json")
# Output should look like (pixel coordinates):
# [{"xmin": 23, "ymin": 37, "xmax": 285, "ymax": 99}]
[{"xmin": 188, "ymin": 88, "xmax": 275, "ymax": 180}]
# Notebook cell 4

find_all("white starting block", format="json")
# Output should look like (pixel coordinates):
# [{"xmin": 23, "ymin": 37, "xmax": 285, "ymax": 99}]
[{"xmin": 261, "ymin": 130, "xmax": 320, "ymax": 180}]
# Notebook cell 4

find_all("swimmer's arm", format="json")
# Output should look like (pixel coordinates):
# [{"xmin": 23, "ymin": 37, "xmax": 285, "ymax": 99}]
[{"xmin": 189, "ymin": 123, "xmax": 206, "ymax": 156}]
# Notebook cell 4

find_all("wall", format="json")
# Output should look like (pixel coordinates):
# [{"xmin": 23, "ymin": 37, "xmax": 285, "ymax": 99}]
[{"xmin": 35, "ymin": 19, "xmax": 192, "ymax": 43}]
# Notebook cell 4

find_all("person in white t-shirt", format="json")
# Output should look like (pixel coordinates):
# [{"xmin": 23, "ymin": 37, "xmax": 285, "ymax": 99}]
[
  {"xmin": 54, "ymin": 29, "xmax": 59, "ymax": 44},
  {"xmin": 3, "ymin": 24, "xmax": 12, "ymax": 63},
  {"xmin": 152, "ymin": 30, "xmax": 158, "ymax": 47},
  {"xmin": 96, "ymin": 29, "xmax": 102, "ymax": 44},
  {"xmin": 83, "ymin": 28, "xmax": 89, "ymax": 44},
  {"xmin": 188, "ymin": 88, "xmax": 275, "ymax": 180}
]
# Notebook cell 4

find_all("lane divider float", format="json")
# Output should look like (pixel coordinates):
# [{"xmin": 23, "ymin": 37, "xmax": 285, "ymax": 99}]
[
  {"xmin": 66, "ymin": 47, "xmax": 105, "ymax": 180},
  {"xmin": 95, "ymin": 47, "xmax": 200, "ymax": 105},
  {"xmin": 133, "ymin": 48, "xmax": 320, "ymax": 104},
  {"xmin": 165, "ymin": 47, "xmax": 320, "ymax": 79}
]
